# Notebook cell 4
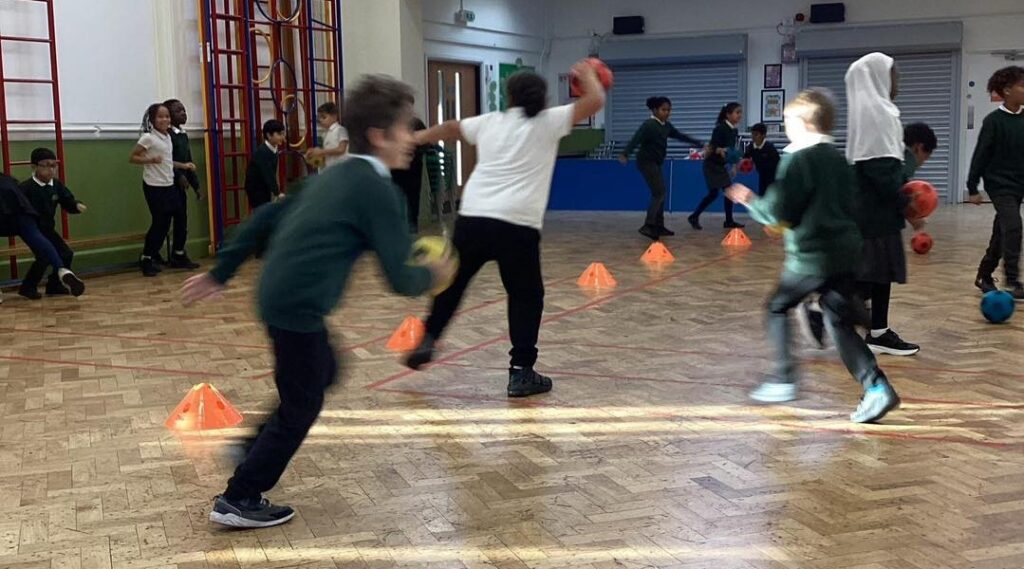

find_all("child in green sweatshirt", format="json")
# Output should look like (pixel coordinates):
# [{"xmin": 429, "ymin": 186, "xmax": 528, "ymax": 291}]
[
  {"xmin": 726, "ymin": 88, "xmax": 899, "ymax": 424},
  {"xmin": 181, "ymin": 75, "xmax": 456, "ymax": 529},
  {"xmin": 969, "ymin": 66, "xmax": 1024, "ymax": 299}
]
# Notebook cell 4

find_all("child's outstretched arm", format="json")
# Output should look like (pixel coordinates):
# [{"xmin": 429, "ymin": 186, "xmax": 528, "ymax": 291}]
[
  {"xmin": 181, "ymin": 199, "xmax": 292, "ymax": 305},
  {"xmin": 667, "ymin": 125, "xmax": 702, "ymax": 148},
  {"xmin": 619, "ymin": 123, "xmax": 646, "ymax": 164}
]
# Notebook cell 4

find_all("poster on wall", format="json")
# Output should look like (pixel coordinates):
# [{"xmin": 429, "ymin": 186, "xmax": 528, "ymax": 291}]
[
  {"xmin": 499, "ymin": 59, "xmax": 534, "ymax": 111},
  {"xmin": 764, "ymin": 64, "xmax": 782, "ymax": 89},
  {"xmin": 761, "ymin": 89, "xmax": 785, "ymax": 123}
]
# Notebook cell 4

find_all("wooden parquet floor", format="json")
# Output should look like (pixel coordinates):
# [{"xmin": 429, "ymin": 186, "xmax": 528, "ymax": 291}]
[{"xmin": 2, "ymin": 207, "xmax": 1023, "ymax": 569}]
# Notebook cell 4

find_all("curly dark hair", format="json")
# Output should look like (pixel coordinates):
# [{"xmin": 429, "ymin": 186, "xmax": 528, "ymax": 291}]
[
  {"xmin": 904, "ymin": 122, "xmax": 937, "ymax": 153},
  {"xmin": 507, "ymin": 71, "xmax": 547, "ymax": 118},
  {"xmin": 342, "ymin": 75, "xmax": 415, "ymax": 154},
  {"xmin": 987, "ymin": 66, "xmax": 1024, "ymax": 98}
]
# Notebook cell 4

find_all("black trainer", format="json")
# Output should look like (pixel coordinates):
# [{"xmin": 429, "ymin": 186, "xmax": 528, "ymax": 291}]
[
  {"xmin": 724, "ymin": 220, "xmax": 745, "ymax": 229},
  {"xmin": 865, "ymin": 330, "xmax": 919, "ymax": 356},
  {"xmin": 141, "ymin": 257, "xmax": 160, "ymax": 277},
  {"xmin": 154, "ymin": 252, "xmax": 168, "ymax": 266},
  {"xmin": 59, "ymin": 271, "xmax": 85, "ymax": 297},
  {"xmin": 209, "ymin": 495, "xmax": 295, "ymax": 528},
  {"xmin": 45, "ymin": 279, "xmax": 70, "ymax": 296},
  {"xmin": 687, "ymin": 214, "xmax": 702, "ymax": 230},
  {"xmin": 168, "ymin": 253, "xmax": 200, "ymax": 270},
  {"xmin": 507, "ymin": 367, "xmax": 553, "ymax": 398},
  {"xmin": 796, "ymin": 300, "xmax": 826, "ymax": 350},
  {"xmin": 656, "ymin": 226, "xmax": 676, "ymax": 237},
  {"xmin": 638, "ymin": 225, "xmax": 660, "ymax": 241},
  {"xmin": 18, "ymin": 287, "xmax": 42, "ymax": 300},
  {"xmin": 404, "ymin": 334, "xmax": 436, "ymax": 370},
  {"xmin": 975, "ymin": 275, "xmax": 997, "ymax": 294}
]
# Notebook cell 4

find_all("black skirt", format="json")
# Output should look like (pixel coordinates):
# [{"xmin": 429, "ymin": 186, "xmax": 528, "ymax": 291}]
[
  {"xmin": 703, "ymin": 159, "xmax": 732, "ymax": 190},
  {"xmin": 857, "ymin": 233, "xmax": 907, "ymax": 284}
]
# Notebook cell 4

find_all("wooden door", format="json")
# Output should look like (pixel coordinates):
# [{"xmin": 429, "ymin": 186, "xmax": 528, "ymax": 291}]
[{"xmin": 427, "ymin": 60, "xmax": 480, "ymax": 199}]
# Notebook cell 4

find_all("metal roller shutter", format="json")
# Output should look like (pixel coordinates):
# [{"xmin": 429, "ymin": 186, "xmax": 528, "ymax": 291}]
[
  {"xmin": 607, "ymin": 62, "xmax": 743, "ymax": 159},
  {"xmin": 802, "ymin": 52, "xmax": 956, "ymax": 202}
]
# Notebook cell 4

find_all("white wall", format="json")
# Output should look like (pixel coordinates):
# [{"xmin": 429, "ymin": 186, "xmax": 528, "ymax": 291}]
[
  {"xmin": 421, "ymin": 0, "xmax": 550, "ymax": 116},
  {"xmin": 0, "ymin": 0, "xmax": 202, "ymax": 137},
  {"xmin": 545, "ymin": 0, "xmax": 1024, "ymax": 196}
]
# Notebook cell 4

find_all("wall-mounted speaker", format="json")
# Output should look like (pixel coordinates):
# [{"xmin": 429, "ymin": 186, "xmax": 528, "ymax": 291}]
[
  {"xmin": 613, "ymin": 16, "xmax": 645, "ymax": 35},
  {"xmin": 809, "ymin": 3, "xmax": 845, "ymax": 24}
]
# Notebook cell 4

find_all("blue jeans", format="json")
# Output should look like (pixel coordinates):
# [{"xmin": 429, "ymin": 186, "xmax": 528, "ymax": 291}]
[{"xmin": 17, "ymin": 214, "xmax": 64, "ymax": 272}]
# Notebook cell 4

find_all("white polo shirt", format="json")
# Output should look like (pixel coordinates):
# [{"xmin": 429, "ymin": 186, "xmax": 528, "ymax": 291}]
[
  {"xmin": 457, "ymin": 104, "xmax": 575, "ymax": 230},
  {"xmin": 137, "ymin": 130, "xmax": 174, "ymax": 187},
  {"xmin": 322, "ymin": 122, "xmax": 349, "ymax": 168}
]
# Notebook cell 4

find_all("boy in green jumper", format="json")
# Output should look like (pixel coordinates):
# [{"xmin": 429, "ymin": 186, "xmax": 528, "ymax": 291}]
[
  {"xmin": 726, "ymin": 88, "xmax": 900, "ymax": 424},
  {"xmin": 17, "ymin": 148, "xmax": 86, "ymax": 299},
  {"xmin": 970, "ymin": 66, "xmax": 1024, "ymax": 299},
  {"xmin": 245, "ymin": 119, "xmax": 286, "ymax": 210},
  {"xmin": 181, "ymin": 75, "xmax": 456, "ymax": 528}
]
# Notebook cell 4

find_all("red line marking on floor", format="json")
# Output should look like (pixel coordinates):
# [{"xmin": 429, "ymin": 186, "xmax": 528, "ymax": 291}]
[
  {"xmin": 0, "ymin": 326, "xmax": 269, "ymax": 350},
  {"xmin": 366, "ymin": 251, "xmax": 746, "ymax": 391},
  {"xmin": 0, "ymin": 354, "xmax": 226, "ymax": 378}
]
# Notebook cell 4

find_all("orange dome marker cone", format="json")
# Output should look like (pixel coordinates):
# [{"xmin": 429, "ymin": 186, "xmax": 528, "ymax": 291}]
[
  {"xmin": 722, "ymin": 228, "xmax": 752, "ymax": 248},
  {"xmin": 641, "ymin": 242, "xmax": 675, "ymax": 264},
  {"xmin": 386, "ymin": 316, "xmax": 426, "ymax": 352},
  {"xmin": 577, "ymin": 262, "xmax": 617, "ymax": 289},
  {"xmin": 165, "ymin": 383, "xmax": 243, "ymax": 431}
]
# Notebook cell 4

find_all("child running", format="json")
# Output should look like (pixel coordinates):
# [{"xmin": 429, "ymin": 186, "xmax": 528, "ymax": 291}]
[
  {"xmin": 619, "ymin": 96, "xmax": 703, "ymax": 240},
  {"xmin": 403, "ymin": 61, "xmax": 606, "ymax": 397},
  {"xmin": 181, "ymin": 75, "xmax": 455, "ymax": 528},
  {"xmin": 726, "ymin": 88, "xmax": 900, "ymax": 424},
  {"xmin": 689, "ymin": 102, "xmax": 745, "ymax": 230},
  {"xmin": 969, "ymin": 66, "xmax": 1024, "ymax": 298}
]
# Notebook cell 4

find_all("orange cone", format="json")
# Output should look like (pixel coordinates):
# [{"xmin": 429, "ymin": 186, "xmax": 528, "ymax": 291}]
[
  {"xmin": 165, "ymin": 383, "xmax": 243, "ymax": 431},
  {"xmin": 577, "ymin": 262, "xmax": 617, "ymax": 289},
  {"xmin": 722, "ymin": 228, "xmax": 752, "ymax": 247},
  {"xmin": 386, "ymin": 316, "xmax": 425, "ymax": 352},
  {"xmin": 641, "ymin": 242, "xmax": 675, "ymax": 264}
]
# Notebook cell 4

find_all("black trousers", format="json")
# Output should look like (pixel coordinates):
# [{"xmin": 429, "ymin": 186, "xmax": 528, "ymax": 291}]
[
  {"xmin": 766, "ymin": 271, "xmax": 887, "ymax": 388},
  {"xmin": 142, "ymin": 183, "xmax": 187, "ymax": 257},
  {"xmin": 978, "ymin": 193, "xmax": 1023, "ymax": 286},
  {"xmin": 425, "ymin": 216, "xmax": 544, "ymax": 369},
  {"xmin": 692, "ymin": 187, "xmax": 735, "ymax": 223},
  {"xmin": 637, "ymin": 160, "xmax": 667, "ymax": 228},
  {"xmin": 22, "ymin": 227, "xmax": 73, "ymax": 290},
  {"xmin": 224, "ymin": 325, "xmax": 339, "ymax": 501}
]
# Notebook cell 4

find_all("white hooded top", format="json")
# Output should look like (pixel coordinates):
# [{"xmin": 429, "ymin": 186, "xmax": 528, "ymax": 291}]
[{"xmin": 844, "ymin": 52, "xmax": 904, "ymax": 163}]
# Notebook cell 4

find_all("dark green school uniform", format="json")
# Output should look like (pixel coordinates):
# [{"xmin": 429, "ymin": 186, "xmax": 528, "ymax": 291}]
[
  {"xmin": 170, "ymin": 127, "xmax": 200, "ymax": 196},
  {"xmin": 704, "ymin": 122, "xmax": 739, "ymax": 190},
  {"xmin": 969, "ymin": 107, "xmax": 1024, "ymax": 285},
  {"xmin": 18, "ymin": 177, "xmax": 81, "ymax": 291},
  {"xmin": 621, "ymin": 119, "xmax": 702, "ymax": 165},
  {"xmin": 244, "ymin": 142, "xmax": 279, "ymax": 209}
]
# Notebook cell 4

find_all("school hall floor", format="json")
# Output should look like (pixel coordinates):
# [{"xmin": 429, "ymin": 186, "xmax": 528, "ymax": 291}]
[{"xmin": 1, "ymin": 206, "xmax": 1022, "ymax": 569}]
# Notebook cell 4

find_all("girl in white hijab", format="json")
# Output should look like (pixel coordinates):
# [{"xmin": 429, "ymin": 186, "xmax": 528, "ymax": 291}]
[{"xmin": 845, "ymin": 52, "xmax": 923, "ymax": 357}]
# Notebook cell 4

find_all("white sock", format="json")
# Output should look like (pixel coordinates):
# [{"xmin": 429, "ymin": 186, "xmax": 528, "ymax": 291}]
[
  {"xmin": 870, "ymin": 328, "xmax": 889, "ymax": 338},
  {"xmin": 58, "ymin": 268, "xmax": 71, "ymax": 278},
  {"xmin": 174, "ymin": 250, "xmax": 185, "ymax": 255}
]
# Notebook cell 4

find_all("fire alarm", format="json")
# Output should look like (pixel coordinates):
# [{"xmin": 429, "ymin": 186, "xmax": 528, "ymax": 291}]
[{"xmin": 795, "ymin": 13, "xmax": 806, "ymax": 22}]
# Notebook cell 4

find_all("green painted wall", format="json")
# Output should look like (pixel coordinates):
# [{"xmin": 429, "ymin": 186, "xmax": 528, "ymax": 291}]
[
  {"xmin": 2, "ymin": 138, "xmax": 210, "ymax": 279},
  {"xmin": 558, "ymin": 128, "xmax": 605, "ymax": 157}
]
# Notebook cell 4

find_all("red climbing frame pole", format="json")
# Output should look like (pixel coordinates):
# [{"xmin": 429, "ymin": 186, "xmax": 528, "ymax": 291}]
[
  {"xmin": 199, "ymin": 0, "xmax": 343, "ymax": 246},
  {"xmin": 0, "ymin": 0, "xmax": 67, "ymax": 279}
]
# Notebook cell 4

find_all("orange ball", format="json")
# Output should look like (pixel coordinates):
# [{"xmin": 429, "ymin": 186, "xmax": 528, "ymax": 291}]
[
  {"xmin": 570, "ymin": 58, "xmax": 614, "ymax": 96},
  {"xmin": 911, "ymin": 232, "xmax": 933, "ymax": 255},
  {"xmin": 902, "ymin": 180, "xmax": 938, "ymax": 219}
]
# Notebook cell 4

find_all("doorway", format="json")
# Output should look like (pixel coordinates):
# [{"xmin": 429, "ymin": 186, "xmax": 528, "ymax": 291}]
[{"xmin": 427, "ymin": 60, "xmax": 480, "ymax": 199}]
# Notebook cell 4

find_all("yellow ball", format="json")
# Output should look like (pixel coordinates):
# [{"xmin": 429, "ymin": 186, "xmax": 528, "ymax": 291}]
[{"xmin": 410, "ymin": 236, "xmax": 459, "ymax": 295}]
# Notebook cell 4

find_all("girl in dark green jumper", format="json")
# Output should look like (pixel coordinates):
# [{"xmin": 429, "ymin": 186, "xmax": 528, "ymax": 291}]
[
  {"xmin": 845, "ymin": 53, "xmax": 923, "ymax": 356},
  {"xmin": 689, "ymin": 102, "xmax": 745, "ymax": 230},
  {"xmin": 619, "ymin": 96, "xmax": 702, "ymax": 240}
]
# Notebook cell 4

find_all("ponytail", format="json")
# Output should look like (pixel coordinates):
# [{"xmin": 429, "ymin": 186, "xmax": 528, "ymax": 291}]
[{"xmin": 716, "ymin": 102, "xmax": 742, "ymax": 124}]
